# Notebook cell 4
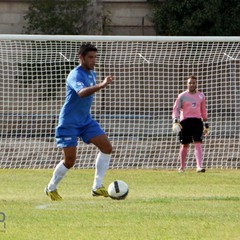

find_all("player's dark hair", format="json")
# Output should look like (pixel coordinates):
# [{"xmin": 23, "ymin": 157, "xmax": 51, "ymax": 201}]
[
  {"xmin": 188, "ymin": 75, "xmax": 197, "ymax": 80},
  {"xmin": 78, "ymin": 43, "xmax": 97, "ymax": 56}
]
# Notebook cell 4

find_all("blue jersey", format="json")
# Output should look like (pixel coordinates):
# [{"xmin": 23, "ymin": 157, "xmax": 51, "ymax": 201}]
[{"xmin": 58, "ymin": 65, "xmax": 97, "ymax": 128}]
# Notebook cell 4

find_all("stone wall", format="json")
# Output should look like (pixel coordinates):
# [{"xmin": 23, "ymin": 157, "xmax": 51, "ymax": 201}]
[
  {"xmin": 0, "ymin": 0, "xmax": 156, "ymax": 35},
  {"xmin": 0, "ymin": 0, "xmax": 29, "ymax": 34},
  {"xmin": 101, "ymin": 0, "xmax": 155, "ymax": 35}
]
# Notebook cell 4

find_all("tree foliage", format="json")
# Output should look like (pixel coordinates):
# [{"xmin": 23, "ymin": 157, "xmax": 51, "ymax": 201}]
[
  {"xmin": 23, "ymin": 0, "xmax": 94, "ymax": 34},
  {"xmin": 148, "ymin": 0, "xmax": 240, "ymax": 36}
]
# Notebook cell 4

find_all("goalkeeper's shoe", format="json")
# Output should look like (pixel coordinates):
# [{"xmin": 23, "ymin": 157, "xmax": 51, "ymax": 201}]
[
  {"xmin": 45, "ymin": 187, "xmax": 62, "ymax": 201},
  {"xmin": 92, "ymin": 185, "xmax": 109, "ymax": 197},
  {"xmin": 196, "ymin": 168, "xmax": 206, "ymax": 173},
  {"xmin": 178, "ymin": 167, "xmax": 184, "ymax": 173}
]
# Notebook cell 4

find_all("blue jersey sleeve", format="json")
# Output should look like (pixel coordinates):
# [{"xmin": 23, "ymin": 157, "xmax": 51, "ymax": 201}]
[
  {"xmin": 67, "ymin": 66, "xmax": 96, "ymax": 93},
  {"xmin": 67, "ymin": 68, "xmax": 85, "ymax": 93}
]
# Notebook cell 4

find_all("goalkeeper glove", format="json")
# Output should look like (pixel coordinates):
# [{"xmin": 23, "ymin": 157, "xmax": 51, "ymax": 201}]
[
  {"xmin": 203, "ymin": 122, "xmax": 209, "ymax": 136},
  {"xmin": 172, "ymin": 119, "xmax": 182, "ymax": 134}
]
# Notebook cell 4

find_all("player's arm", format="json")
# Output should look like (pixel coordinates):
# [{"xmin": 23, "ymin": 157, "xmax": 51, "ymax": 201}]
[
  {"xmin": 78, "ymin": 75, "xmax": 113, "ymax": 98},
  {"xmin": 172, "ymin": 96, "xmax": 182, "ymax": 134},
  {"xmin": 201, "ymin": 96, "xmax": 209, "ymax": 136}
]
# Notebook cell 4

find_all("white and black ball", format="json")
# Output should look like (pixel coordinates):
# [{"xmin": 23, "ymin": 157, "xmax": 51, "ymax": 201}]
[{"xmin": 108, "ymin": 180, "xmax": 129, "ymax": 200}]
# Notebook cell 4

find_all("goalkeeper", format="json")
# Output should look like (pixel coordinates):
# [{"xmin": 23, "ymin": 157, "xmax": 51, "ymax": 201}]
[
  {"xmin": 172, "ymin": 75, "xmax": 209, "ymax": 173},
  {"xmin": 45, "ymin": 43, "xmax": 113, "ymax": 200}
]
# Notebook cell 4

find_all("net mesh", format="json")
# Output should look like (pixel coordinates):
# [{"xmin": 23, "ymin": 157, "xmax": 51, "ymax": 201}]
[{"xmin": 0, "ymin": 36, "xmax": 240, "ymax": 169}]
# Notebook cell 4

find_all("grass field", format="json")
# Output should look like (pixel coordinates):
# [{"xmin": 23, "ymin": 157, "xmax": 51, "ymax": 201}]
[{"xmin": 0, "ymin": 168, "xmax": 239, "ymax": 240}]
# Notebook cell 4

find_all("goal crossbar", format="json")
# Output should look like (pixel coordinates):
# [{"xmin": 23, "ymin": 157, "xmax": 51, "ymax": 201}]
[{"xmin": 1, "ymin": 34, "xmax": 240, "ymax": 42}]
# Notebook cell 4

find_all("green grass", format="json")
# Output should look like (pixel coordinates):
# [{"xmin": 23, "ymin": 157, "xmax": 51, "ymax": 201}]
[{"xmin": 0, "ymin": 169, "xmax": 239, "ymax": 240}]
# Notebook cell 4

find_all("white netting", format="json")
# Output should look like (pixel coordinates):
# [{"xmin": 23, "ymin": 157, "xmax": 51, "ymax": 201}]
[{"xmin": 0, "ymin": 35, "xmax": 240, "ymax": 169}]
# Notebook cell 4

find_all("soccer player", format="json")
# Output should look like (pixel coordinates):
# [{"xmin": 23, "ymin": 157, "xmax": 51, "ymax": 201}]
[
  {"xmin": 45, "ymin": 43, "xmax": 113, "ymax": 200},
  {"xmin": 172, "ymin": 75, "xmax": 209, "ymax": 173}
]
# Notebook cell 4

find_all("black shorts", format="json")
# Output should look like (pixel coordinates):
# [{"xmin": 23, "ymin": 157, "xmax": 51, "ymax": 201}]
[{"xmin": 179, "ymin": 118, "xmax": 203, "ymax": 144}]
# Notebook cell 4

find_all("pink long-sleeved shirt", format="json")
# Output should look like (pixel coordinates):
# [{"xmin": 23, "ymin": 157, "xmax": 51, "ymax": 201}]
[{"xmin": 172, "ymin": 90, "xmax": 207, "ymax": 121}]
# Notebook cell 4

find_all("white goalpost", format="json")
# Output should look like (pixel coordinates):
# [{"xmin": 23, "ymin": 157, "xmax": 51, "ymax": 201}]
[{"xmin": 0, "ymin": 35, "xmax": 240, "ymax": 169}]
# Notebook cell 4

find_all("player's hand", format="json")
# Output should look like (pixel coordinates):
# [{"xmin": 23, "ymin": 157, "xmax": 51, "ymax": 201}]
[
  {"xmin": 100, "ymin": 75, "xmax": 113, "ymax": 88},
  {"xmin": 203, "ymin": 122, "xmax": 209, "ymax": 136},
  {"xmin": 172, "ymin": 119, "xmax": 182, "ymax": 134}
]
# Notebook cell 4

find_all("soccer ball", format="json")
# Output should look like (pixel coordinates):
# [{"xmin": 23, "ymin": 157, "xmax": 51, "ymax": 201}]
[{"xmin": 108, "ymin": 180, "xmax": 129, "ymax": 200}]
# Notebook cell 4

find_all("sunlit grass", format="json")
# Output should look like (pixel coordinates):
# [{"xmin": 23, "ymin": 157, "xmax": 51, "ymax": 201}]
[{"xmin": 0, "ymin": 169, "xmax": 239, "ymax": 240}]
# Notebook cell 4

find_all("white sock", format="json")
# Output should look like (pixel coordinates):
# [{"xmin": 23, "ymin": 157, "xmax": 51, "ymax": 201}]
[
  {"xmin": 47, "ymin": 161, "xmax": 68, "ymax": 191},
  {"xmin": 92, "ymin": 151, "xmax": 111, "ymax": 190}
]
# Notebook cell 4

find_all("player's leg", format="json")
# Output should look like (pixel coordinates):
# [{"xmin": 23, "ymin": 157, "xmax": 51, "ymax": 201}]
[
  {"xmin": 178, "ymin": 119, "xmax": 191, "ymax": 172},
  {"xmin": 194, "ymin": 142, "xmax": 205, "ymax": 172},
  {"xmin": 45, "ymin": 132, "xmax": 78, "ymax": 201},
  {"xmin": 45, "ymin": 147, "xmax": 77, "ymax": 200},
  {"xmin": 90, "ymin": 134, "xmax": 112, "ymax": 197},
  {"xmin": 192, "ymin": 119, "xmax": 205, "ymax": 172},
  {"xmin": 81, "ymin": 119, "xmax": 112, "ymax": 197},
  {"xmin": 49, "ymin": 146, "xmax": 77, "ymax": 188},
  {"xmin": 179, "ymin": 144, "xmax": 189, "ymax": 172},
  {"xmin": 90, "ymin": 133, "xmax": 112, "ymax": 154}
]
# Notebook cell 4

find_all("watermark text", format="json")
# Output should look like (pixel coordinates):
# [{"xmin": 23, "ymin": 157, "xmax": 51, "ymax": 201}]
[{"xmin": 0, "ymin": 212, "xmax": 6, "ymax": 232}]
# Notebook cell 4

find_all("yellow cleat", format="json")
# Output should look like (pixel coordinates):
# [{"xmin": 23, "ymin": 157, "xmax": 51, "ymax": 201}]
[
  {"xmin": 92, "ymin": 185, "xmax": 109, "ymax": 197},
  {"xmin": 45, "ymin": 187, "xmax": 62, "ymax": 201}
]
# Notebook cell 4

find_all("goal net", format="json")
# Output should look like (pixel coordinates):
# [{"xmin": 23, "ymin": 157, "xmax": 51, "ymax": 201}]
[{"xmin": 0, "ymin": 35, "xmax": 240, "ymax": 169}]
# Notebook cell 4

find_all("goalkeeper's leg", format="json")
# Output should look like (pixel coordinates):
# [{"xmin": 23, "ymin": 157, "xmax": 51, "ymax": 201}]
[
  {"xmin": 179, "ymin": 144, "xmax": 188, "ymax": 172},
  {"xmin": 194, "ymin": 142, "xmax": 205, "ymax": 172}
]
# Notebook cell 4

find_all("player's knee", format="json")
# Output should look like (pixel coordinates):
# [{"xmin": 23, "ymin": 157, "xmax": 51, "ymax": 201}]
[
  {"xmin": 101, "ymin": 144, "xmax": 113, "ymax": 155},
  {"xmin": 63, "ymin": 158, "xmax": 76, "ymax": 169}
]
